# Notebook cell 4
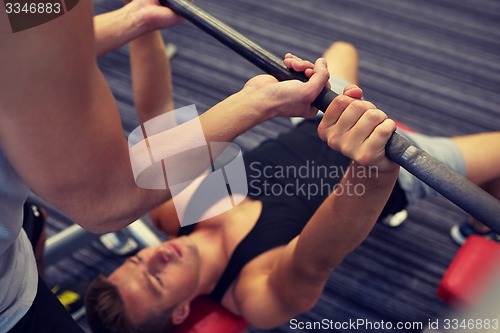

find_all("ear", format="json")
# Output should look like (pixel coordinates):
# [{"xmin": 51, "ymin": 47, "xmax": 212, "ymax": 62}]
[{"xmin": 171, "ymin": 302, "xmax": 191, "ymax": 325}]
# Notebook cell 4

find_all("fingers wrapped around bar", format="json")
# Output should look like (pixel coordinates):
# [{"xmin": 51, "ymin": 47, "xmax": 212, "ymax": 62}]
[{"xmin": 318, "ymin": 85, "xmax": 398, "ymax": 172}]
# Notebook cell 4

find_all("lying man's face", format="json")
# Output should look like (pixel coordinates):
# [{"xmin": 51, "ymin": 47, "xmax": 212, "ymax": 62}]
[{"xmin": 108, "ymin": 236, "xmax": 201, "ymax": 324}]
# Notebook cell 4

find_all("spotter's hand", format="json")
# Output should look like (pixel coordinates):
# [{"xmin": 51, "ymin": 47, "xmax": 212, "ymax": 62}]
[
  {"xmin": 124, "ymin": 0, "xmax": 185, "ymax": 31},
  {"xmin": 243, "ymin": 54, "xmax": 330, "ymax": 119}
]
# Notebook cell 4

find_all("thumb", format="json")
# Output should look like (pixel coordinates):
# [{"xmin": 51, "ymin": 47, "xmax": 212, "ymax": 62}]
[
  {"xmin": 343, "ymin": 84, "xmax": 363, "ymax": 99},
  {"xmin": 305, "ymin": 58, "xmax": 330, "ymax": 98}
]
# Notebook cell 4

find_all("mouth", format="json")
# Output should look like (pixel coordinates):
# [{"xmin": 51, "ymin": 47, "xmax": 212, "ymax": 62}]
[{"xmin": 169, "ymin": 243, "xmax": 183, "ymax": 258}]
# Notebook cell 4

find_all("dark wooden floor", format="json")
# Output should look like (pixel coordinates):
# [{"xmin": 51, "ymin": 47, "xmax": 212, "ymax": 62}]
[{"xmin": 43, "ymin": 0, "xmax": 500, "ymax": 332}]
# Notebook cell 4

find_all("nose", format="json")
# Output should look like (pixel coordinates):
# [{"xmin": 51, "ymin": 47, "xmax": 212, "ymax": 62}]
[{"xmin": 147, "ymin": 246, "xmax": 171, "ymax": 269}]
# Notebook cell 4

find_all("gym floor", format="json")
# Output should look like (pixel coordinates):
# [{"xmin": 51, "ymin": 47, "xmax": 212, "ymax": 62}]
[{"xmin": 40, "ymin": 0, "xmax": 500, "ymax": 332}]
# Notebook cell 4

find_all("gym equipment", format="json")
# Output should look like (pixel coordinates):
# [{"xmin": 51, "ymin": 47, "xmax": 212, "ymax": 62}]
[
  {"xmin": 172, "ymin": 296, "xmax": 248, "ymax": 333},
  {"xmin": 159, "ymin": 0, "xmax": 500, "ymax": 230},
  {"xmin": 100, "ymin": 219, "xmax": 163, "ymax": 255},
  {"xmin": 438, "ymin": 235, "xmax": 500, "ymax": 308},
  {"xmin": 44, "ymin": 219, "xmax": 164, "ymax": 266},
  {"xmin": 44, "ymin": 224, "xmax": 101, "ymax": 266}
]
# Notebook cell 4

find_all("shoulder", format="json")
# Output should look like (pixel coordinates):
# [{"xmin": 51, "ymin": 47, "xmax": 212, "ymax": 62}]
[{"xmin": 226, "ymin": 236, "xmax": 323, "ymax": 328}]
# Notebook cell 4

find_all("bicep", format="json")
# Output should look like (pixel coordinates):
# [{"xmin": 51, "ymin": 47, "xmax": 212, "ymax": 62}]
[
  {"xmin": 236, "ymin": 274, "xmax": 294, "ymax": 329},
  {"xmin": 265, "ymin": 237, "xmax": 328, "ymax": 315}
]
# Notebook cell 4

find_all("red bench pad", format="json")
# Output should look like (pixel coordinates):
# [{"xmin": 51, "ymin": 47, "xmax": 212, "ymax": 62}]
[
  {"xmin": 438, "ymin": 236, "xmax": 500, "ymax": 309},
  {"xmin": 171, "ymin": 296, "xmax": 248, "ymax": 333}
]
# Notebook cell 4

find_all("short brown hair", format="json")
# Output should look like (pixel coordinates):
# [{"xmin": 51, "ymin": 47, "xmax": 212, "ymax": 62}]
[{"xmin": 85, "ymin": 275, "xmax": 173, "ymax": 333}]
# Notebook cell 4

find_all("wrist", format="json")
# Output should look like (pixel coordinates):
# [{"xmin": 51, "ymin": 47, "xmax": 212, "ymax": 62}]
[
  {"xmin": 123, "ymin": 2, "xmax": 150, "ymax": 37},
  {"xmin": 349, "ymin": 161, "xmax": 399, "ymax": 184},
  {"xmin": 234, "ymin": 89, "xmax": 278, "ymax": 123},
  {"xmin": 351, "ymin": 159, "xmax": 399, "ymax": 174}
]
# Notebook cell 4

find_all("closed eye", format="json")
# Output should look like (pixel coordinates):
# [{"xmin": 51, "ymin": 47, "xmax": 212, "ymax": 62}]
[
  {"xmin": 153, "ymin": 275, "xmax": 163, "ymax": 286},
  {"xmin": 128, "ymin": 255, "xmax": 142, "ymax": 265},
  {"xmin": 131, "ymin": 255, "xmax": 164, "ymax": 288}
]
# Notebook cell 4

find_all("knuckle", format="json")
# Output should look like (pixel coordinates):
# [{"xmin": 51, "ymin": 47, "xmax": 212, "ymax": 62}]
[
  {"xmin": 377, "ymin": 119, "xmax": 396, "ymax": 137},
  {"xmin": 364, "ymin": 101, "xmax": 377, "ymax": 110},
  {"xmin": 317, "ymin": 123, "xmax": 325, "ymax": 139},
  {"xmin": 378, "ymin": 126, "xmax": 392, "ymax": 138},
  {"xmin": 327, "ymin": 135, "xmax": 340, "ymax": 151},
  {"xmin": 327, "ymin": 136, "xmax": 335, "ymax": 149},
  {"xmin": 332, "ymin": 95, "xmax": 351, "ymax": 110},
  {"xmin": 351, "ymin": 100, "xmax": 377, "ymax": 113},
  {"xmin": 385, "ymin": 119, "xmax": 397, "ymax": 131},
  {"xmin": 355, "ymin": 151, "xmax": 370, "ymax": 166},
  {"xmin": 351, "ymin": 99, "xmax": 366, "ymax": 111},
  {"xmin": 364, "ymin": 109, "xmax": 387, "ymax": 123},
  {"xmin": 339, "ymin": 141, "xmax": 355, "ymax": 158}
]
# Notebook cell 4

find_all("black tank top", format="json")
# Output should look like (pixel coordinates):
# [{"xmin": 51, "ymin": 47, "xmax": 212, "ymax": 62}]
[
  {"xmin": 210, "ymin": 120, "xmax": 350, "ymax": 302},
  {"xmin": 179, "ymin": 119, "xmax": 406, "ymax": 302}
]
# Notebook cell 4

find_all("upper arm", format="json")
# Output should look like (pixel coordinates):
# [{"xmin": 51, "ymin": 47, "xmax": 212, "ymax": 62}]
[
  {"xmin": 0, "ymin": 2, "xmax": 161, "ymax": 230},
  {"xmin": 235, "ymin": 237, "xmax": 327, "ymax": 328},
  {"xmin": 234, "ymin": 272, "xmax": 294, "ymax": 329},
  {"xmin": 0, "ymin": 1, "xmax": 101, "ymax": 186}
]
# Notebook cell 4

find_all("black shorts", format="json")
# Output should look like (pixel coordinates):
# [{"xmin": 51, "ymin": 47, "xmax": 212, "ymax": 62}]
[{"xmin": 9, "ymin": 202, "xmax": 84, "ymax": 333}]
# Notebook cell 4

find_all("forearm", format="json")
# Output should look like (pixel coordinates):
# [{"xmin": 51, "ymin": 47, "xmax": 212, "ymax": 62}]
[
  {"xmin": 199, "ymin": 90, "xmax": 275, "ymax": 142},
  {"xmin": 106, "ymin": 89, "xmax": 271, "ymax": 229},
  {"xmin": 99, "ymin": 92, "xmax": 274, "ymax": 232},
  {"xmin": 56, "ymin": 159, "xmax": 172, "ymax": 234},
  {"xmin": 83, "ymin": 91, "xmax": 266, "ymax": 232},
  {"xmin": 94, "ymin": 3, "xmax": 146, "ymax": 57},
  {"xmin": 78, "ymin": 88, "xmax": 270, "ymax": 233},
  {"xmin": 142, "ymin": 88, "xmax": 273, "ymax": 162},
  {"xmin": 294, "ymin": 162, "xmax": 400, "ymax": 276},
  {"xmin": 130, "ymin": 30, "xmax": 174, "ymax": 123}
]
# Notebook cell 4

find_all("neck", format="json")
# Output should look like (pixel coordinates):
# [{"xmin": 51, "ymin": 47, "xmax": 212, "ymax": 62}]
[
  {"xmin": 183, "ymin": 198, "xmax": 263, "ymax": 300},
  {"xmin": 188, "ymin": 228, "xmax": 228, "ymax": 297}
]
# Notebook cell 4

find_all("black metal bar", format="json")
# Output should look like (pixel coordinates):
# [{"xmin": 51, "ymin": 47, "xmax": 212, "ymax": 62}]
[{"xmin": 160, "ymin": 0, "xmax": 500, "ymax": 230}]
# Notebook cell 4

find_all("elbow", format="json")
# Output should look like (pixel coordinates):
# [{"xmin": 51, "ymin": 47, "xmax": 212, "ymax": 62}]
[
  {"xmin": 67, "ymin": 208, "xmax": 134, "ymax": 234},
  {"xmin": 74, "ymin": 217, "xmax": 124, "ymax": 234},
  {"xmin": 68, "ymin": 195, "xmax": 146, "ymax": 233},
  {"xmin": 251, "ymin": 296, "xmax": 319, "ymax": 330},
  {"xmin": 39, "ymin": 177, "xmax": 163, "ymax": 234},
  {"xmin": 288, "ymin": 295, "xmax": 318, "ymax": 316}
]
